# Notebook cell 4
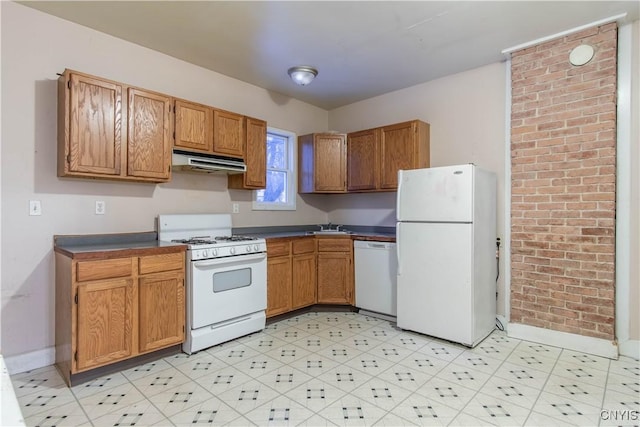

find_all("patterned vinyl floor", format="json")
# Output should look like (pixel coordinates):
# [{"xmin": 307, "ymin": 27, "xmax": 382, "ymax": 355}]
[{"xmin": 10, "ymin": 311, "xmax": 640, "ymax": 426}]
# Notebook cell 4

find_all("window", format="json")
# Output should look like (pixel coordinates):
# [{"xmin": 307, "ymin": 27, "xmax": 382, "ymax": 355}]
[{"xmin": 253, "ymin": 128, "xmax": 296, "ymax": 210}]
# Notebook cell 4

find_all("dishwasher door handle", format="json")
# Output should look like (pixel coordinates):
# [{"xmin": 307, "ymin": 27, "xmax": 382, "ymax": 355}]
[{"xmin": 368, "ymin": 243, "xmax": 387, "ymax": 249}]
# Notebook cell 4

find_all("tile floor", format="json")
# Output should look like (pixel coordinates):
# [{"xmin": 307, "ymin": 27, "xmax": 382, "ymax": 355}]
[{"xmin": 10, "ymin": 311, "xmax": 640, "ymax": 426}]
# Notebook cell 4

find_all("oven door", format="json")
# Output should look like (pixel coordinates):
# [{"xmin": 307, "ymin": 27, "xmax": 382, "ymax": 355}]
[{"xmin": 190, "ymin": 252, "xmax": 267, "ymax": 329}]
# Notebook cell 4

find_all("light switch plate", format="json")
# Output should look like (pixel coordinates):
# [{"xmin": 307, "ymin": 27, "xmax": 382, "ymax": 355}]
[{"xmin": 29, "ymin": 200, "xmax": 42, "ymax": 216}]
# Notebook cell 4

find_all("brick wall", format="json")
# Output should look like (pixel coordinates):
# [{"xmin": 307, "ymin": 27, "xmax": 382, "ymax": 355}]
[{"xmin": 510, "ymin": 23, "xmax": 617, "ymax": 340}]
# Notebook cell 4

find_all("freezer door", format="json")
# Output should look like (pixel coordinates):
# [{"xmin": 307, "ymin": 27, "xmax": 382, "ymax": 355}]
[
  {"xmin": 397, "ymin": 222, "xmax": 473, "ymax": 345},
  {"xmin": 397, "ymin": 165, "xmax": 474, "ymax": 223}
]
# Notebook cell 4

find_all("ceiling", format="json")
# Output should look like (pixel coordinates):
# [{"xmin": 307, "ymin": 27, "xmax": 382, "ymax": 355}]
[{"xmin": 21, "ymin": 1, "xmax": 640, "ymax": 110}]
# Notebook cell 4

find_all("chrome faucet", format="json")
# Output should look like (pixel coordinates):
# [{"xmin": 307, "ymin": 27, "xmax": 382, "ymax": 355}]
[{"xmin": 335, "ymin": 224, "xmax": 343, "ymax": 231}]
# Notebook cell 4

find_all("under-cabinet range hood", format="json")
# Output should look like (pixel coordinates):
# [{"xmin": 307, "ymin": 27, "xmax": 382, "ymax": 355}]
[{"xmin": 172, "ymin": 149, "xmax": 246, "ymax": 174}]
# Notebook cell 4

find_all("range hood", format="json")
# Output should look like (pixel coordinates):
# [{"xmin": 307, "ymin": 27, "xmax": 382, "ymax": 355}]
[{"xmin": 172, "ymin": 149, "xmax": 246, "ymax": 174}]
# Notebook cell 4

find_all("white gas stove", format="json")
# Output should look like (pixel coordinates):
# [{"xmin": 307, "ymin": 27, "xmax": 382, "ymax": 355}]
[{"xmin": 158, "ymin": 214, "xmax": 267, "ymax": 354}]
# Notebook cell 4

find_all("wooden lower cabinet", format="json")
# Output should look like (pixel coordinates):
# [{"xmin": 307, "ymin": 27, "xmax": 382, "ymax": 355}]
[
  {"xmin": 266, "ymin": 237, "xmax": 317, "ymax": 317},
  {"xmin": 266, "ymin": 256, "xmax": 292, "ymax": 317},
  {"xmin": 317, "ymin": 253, "xmax": 353, "ymax": 304},
  {"xmin": 55, "ymin": 250, "xmax": 185, "ymax": 385},
  {"xmin": 76, "ymin": 277, "xmax": 135, "ymax": 371}
]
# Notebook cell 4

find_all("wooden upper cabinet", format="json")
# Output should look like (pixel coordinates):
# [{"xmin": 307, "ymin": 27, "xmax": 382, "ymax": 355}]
[
  {"xmin": 228, "ymin": 117, "xmax": 266, "ymax": 190},
  {"xmin": 347, "ymin": 128, "xmax": 380, "ymax": 191},
  {"xmin": 174, "ymin": 99, "xmax": 213, "ymax": 153},
  {"xmin": 379, "ymin": 120, "xmax": 430, "ymax": 189},
  {"xmin": 213, "ymin": 109, "xmax": 245, "ymax": 158},
  {"xmin": 298, "ymin": 133, "xmax": 347, "ymax": 194},
  {"xmin": 127, "ymin": 88, "xmax": 171, "ymax": 181},
  {"xmin": 58, "ymin": 69, "xmax": 173, "ymax": 183},
  {"xmin": 64, "ymin": 72, "xmax": 122, "ymax": 176}
]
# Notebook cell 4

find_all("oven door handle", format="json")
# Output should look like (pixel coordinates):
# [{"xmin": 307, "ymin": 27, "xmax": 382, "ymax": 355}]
[{"xmin": 193, "ymin": 252, "xmax": 266, "ymax": 267}]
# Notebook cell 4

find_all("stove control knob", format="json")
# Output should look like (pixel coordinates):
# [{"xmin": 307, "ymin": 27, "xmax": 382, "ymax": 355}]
[
  {"xmin": 254, "ymin": 244, "xmax": 259, "ymax": 252},
  {"xmin": 212, "ymin": 249, "xmax": 218, "ymax": 257},
  {"xmin": 246, "ymin": 246, "xmax": 251, "ymax": 253},
  {"xmin": 230, "ymin": 247, "xmax": 236, "ymax": 255},
  {"xmin": 202, "ymin": 250, "xmax": 209, "ymax": 258}
]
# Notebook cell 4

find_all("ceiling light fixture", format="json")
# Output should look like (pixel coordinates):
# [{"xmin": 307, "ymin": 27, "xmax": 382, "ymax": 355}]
[{"xmin": 287, "ymin": 66, "xmax": 318, "ymax": 86}]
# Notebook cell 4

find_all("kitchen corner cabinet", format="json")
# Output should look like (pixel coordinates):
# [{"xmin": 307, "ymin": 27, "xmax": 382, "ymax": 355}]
[
  {"xmin": 57, "ymin": 69, "xmax": 172, "ymax": 183},
  {"xmin": 266, "ymin": 237, "xmax": 317, "ymax": 317},
  {"xmin": 228, "ymin": 117, "xmax": 267, "ymax": 189},
  {"xmin": 298, "ymin": 133, "xmax": 347, "ymax": 194},
  {"xmin": 316, "ymin": 237, "xmax": 353, "ymax": 305},
  {"xmin": 55, "ymin": 250, "xmax": 185, "ymax": 385}
]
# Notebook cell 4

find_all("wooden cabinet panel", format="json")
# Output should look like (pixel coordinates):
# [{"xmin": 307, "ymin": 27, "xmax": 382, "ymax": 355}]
[
  {"xmin": 317, "ymin": 253, "xmax": 352, "ymax": 304},
  {"xmin": 314, "ymin": 134, "xmax": 346, "ymax": 192},
  {"xmin": 138, "ymin": 271, "xmax": 184, "ymax": 353},
  {"xmin": 213, "ymin": 109, "xmax": 244, "ymax": 158},
  {"xmin": 347, "ymin": 128, "xmax": 380, "ymax": 191},
  {"xmin": 292, "ymin": 253, "xmax": 316, "ymax": 309},
  {"xmin": 127, "ymin": 88, "xmax": 171, "ymax": 180},
  {"xmin": 174, "ymin": 99, "xmax": 213, "ymax": 152},
  {"xmin": 266, "ymin": 256, "xmax": 292, "ymax": 317},
  {"xmin": 298, "ymin": 133, "xmax": 346, "ymax": 193},
  {"xmin": 138, "ymin": 252, "xmax": 184, "ymax": 275},
  {"xmin": 228, "ymin": 117, "xmax": 267, "ymax": 189},
  {"xmin": 380, "ymin": 120, "xmax": 430, "ymax": 189},
  {"xmin": 67, "ymin": 72, "xmax": 122, "ymax": 176},
  {"xmin": 76, "ymin": 278, "xmax": 134, "ymax": 371},
  {"xmin": 76, "ymin": 258, "xmax": 133, "ymax": 282},
  {"xmin": 267, "ymin": 240, "xmax": 291, "ymax": 258},
  {"xmin": 317, "ymin": 238, "xmax": 352, "ymax": 252},
  {"xmin": 292, "ymin": 238, "xmax": 315, "ymax": 255}
]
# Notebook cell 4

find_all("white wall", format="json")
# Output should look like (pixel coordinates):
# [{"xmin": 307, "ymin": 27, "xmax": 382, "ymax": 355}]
[
  {"xmin": 629, "ymin": 20, "xmax": 640, "ymax": 342},
  {"xmin": 327, "ymin": 62, "xmax": 508, "ymax": 313},
  {"xmin": 0, "ymin": 2, "xmax": 329, "ymax": 360}
]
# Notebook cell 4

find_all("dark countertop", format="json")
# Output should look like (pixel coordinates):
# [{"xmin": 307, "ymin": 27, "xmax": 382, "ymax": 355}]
[
  {"xmin": 54, "ymin": 231, "xmax": 187, "ymax": 260},
  {"xmin": 234, "ymin": 225, "xmax": 396, "ymax": 243}
]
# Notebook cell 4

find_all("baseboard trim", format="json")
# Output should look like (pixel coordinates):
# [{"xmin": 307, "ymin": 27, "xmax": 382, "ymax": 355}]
[
  {"xmin": 4, "ymin": 347, "xmax": 55, "ymax": 375},
  {"xmin": 618, "ymin": 339, "xmax": 640, "ymax": 360},
  {"xmin": 508, "ymin": 322, "xmax": 618, "ymax": 359}
]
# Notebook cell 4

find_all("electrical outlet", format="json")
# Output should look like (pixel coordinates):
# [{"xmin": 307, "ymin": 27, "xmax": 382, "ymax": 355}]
[
  {"xmin": 29, "ymin": 200, "xmax": 42, "ymax": 216},
  {"xmin": 232, "ymin": 203, "xmax": 239, "ymax": 214},
  {"xmin": 95, "ymin": 201, "xmax": 106, "ymax": 215}
]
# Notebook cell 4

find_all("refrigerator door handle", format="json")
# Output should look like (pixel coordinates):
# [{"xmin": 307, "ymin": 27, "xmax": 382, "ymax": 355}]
[
  {"xmin": 396, "ymin": 170, "xmax": 403, "ymax": 220},
  {"xmin": 396, "ymin": 221, "xmax": 402, "ymax": 276}
]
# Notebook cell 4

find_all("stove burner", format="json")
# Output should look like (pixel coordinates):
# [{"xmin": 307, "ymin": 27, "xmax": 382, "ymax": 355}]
[
  {"xmin": 171, "ymin": 238, "xmax": 217, "ymax": 245},
  {"xmin": 215, "ymin": 235, "xmax": 258, "ymax": 242}
]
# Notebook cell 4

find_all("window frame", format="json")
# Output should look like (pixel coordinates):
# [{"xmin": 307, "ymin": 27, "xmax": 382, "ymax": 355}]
[{"xmin": 252, "ymin": 127, "xmax": 297, "ymax": 211}]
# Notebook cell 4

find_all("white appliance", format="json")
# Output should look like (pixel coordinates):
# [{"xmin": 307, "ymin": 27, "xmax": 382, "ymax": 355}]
[
  {"xmin": 158, "ymin": 214, "xmax": 267, "ymax": 354},
  {"xmin": 396, "ymin": 164, "xmax": 496, "ymax": 347},
  {"xmin": 354, "ymin": 240, "xmax": 397, "ymax": 318}
]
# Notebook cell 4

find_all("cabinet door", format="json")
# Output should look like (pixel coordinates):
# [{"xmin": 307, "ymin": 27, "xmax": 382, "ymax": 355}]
[
  {"xmin": 314, "ymin": 134, "xmax": 346, "ymax": 192},
  {"xmin": 228, "ymin": 117, "xmax": 266, "ymax": 189},
  {"xmin": 174, "ymin": 100, "xmax": 213, "ymax": 152},
  {"xmin": 127, "ymin": 88, "xmax": 171, "ymax": 181},
  {"xmin": 317, "ymin": 253, "xmax": 352, "ymax": 304},
  {"xmin": 267, "ymin": 256, "xmax": 292, "ymax": 317},
  {"xmin": 68, "ymin": 73, "xmax": 122, "ymax": 176},
  {"xmin": 76, "ymin": 278, "xmax": 134, "ymax": 371},
  {"xmin": 138, "ymin": 271, "xmax": 185, "ymax": 353},
  {"xmin": 380, "ymin": 121, "xmax": 416, "ymax": 190},
  {"xmin": 292, "ymin": 253, "xmax": 316, "ymax": 309},
  {"xmin": 213, "ymin": 109, "xmax": 244, "ymax": 158},
  {"xmin": 347, "ymin": 128, "xmax": 380, "ymax": 191}
]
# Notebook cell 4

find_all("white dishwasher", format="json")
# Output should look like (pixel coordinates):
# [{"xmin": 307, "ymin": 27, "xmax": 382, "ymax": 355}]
[{"xmin": 354, "ymin": 240, "xmax": 397, "ymax": 317}]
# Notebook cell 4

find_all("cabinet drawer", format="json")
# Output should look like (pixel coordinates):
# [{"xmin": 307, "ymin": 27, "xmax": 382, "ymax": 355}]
[
  {"xmin": 139, "ymin": 252, "xmax": 184, "ymax": 275},
  {"xmin": 292, "ymin": 238, "xmax": 315, "ymax": 255},
  {"xmin": 267, "ymin": 240, "xmax": 291, "ymax": 257},
  {"xmin": 76, "ymin": 258, "xmax": 133, "ymax": 282},
  {"xmin": 317, "ymin": 238, "xmax": 352, "ymax": 252}
]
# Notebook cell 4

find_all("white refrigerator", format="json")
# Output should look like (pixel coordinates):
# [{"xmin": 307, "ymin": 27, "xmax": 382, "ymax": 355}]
[{"xmin": 396, "ymin": 164, "xmax": 497, "ymax": 347}]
